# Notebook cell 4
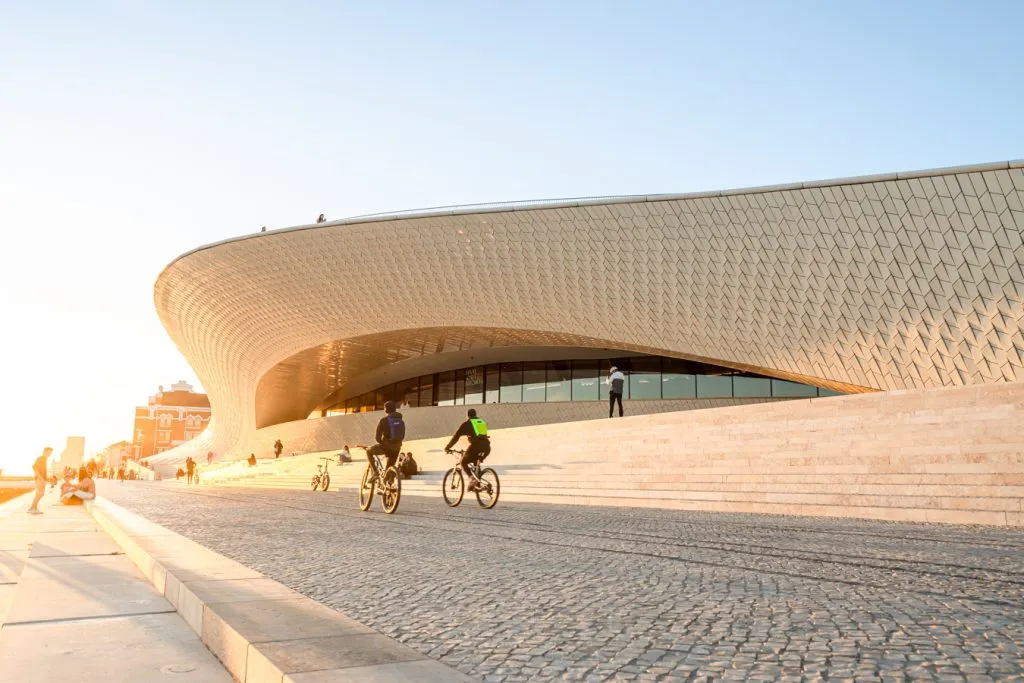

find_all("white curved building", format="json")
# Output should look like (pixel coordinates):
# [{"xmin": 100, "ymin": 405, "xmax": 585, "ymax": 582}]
[{"xmin": 150, "ymin": 160, "xmax": 1024, "ymax": 469}]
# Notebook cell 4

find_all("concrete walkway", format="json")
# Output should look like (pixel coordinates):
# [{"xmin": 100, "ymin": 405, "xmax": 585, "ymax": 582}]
[{"xmin": 0, "ymin": 491, "xmax": 232, "ymax": 683}]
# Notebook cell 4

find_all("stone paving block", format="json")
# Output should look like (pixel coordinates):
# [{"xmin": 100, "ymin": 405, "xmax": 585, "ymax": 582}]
[
  {"xmin": 0, "ymin": 583, "xmax": 15, "ymax": 624},
  {"xmin": 0, "ymin": 533, "xmax": 36, "ymax": 551},
  {"xmin": 0, "ymin": 612, "xmax": 233, "ymax": 683},
  {"xmin": 5, "ymin": 554, "xmax": 173, "ymax": 624},
  {"xmin": 202, "ymin": 597, "xmax": 374, "ymax": 680},
  {"xmin": 26, "ymin": 530, "xmax": 122, "ymax": 558},
  {"xmin": 186, "ymin": 577, "xmax": 302, "ymax": 604},
  {"xmin": 245, "ymin": 633, "xmax": 425, "ymax": 683},
  {"xmin": 284, "ymin": 659, "xmax": 477, "ymax": 682},
  {"xmin": 0, "ymin": 549, "xmax": 28, "ymax": 584}
]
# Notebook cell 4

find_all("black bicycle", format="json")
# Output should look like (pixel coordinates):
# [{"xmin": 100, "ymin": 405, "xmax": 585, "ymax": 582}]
[
  {"xmin": 355, "ymin": 446, "xmax": 401, "ymax": 514},
  {"xmin": 310, "ymin": 457, "xmax": 333, "ymax": 491},
  {"xmin": 443, "ymin": 449, "xmax": 499, "ymax": 508}
]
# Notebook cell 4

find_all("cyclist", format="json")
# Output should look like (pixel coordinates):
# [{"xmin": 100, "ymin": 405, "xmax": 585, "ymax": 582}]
[
  {"xmin": 444, "ymin": 408, "xmax": 490, "ymax": 490},
  {"xmin": 366, "ymin": 401, "xmax": 405, "ymax": 479}
]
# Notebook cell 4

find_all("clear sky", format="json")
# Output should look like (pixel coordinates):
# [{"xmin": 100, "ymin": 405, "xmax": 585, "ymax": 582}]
[{"xmin": 1, "ymin": 1, "xmax": 1022, "ymax": 474}]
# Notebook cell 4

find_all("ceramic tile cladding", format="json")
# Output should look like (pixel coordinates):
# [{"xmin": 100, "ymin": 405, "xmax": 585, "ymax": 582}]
[{"xmin": 151, "ymin": 163, "xmax": 1024, "ymax": 465}]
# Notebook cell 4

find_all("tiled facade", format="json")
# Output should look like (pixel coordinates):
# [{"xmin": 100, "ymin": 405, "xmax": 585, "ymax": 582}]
[{"xmin": 150, "ymin": 161, "xmax": 1024, "ymax": 467}]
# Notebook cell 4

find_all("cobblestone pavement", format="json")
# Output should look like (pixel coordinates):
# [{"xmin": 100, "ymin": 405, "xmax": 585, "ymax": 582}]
[{"xmin": 100, "ymin": 482, "xmax": 1024, "ymax": 682}]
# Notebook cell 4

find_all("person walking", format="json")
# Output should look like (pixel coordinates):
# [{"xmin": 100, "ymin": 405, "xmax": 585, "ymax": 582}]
[
  {"xmin": 273, "ymin": 439, "xmax": 283, "ymax": 458},
  {"xmin": 27, "ymin": 447, "xmax": 52, "ymax": 515},
  {"xmin": 185, "ymin": 456, "xmax": 196, "ymax": 485},
  {"xmin": 608, "ymin": 365, "xmax": 625, "ymax": 418}
]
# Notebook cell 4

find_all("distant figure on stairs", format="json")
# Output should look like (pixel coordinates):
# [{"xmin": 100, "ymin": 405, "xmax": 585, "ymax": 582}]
[
  {"xmin": 338, "ymin": 445, "xmax": 352, "ymax": 464},
  {"xmin": 247, "ymin": 453, "xmax": 257, "ymax": 467},
  {"xmin": 274, "ymin": 439, "xmax": 284, "ymax": 459},
  {"xmin": 607, "ymin": 366, "xmax": 625, "ymax": 418}
]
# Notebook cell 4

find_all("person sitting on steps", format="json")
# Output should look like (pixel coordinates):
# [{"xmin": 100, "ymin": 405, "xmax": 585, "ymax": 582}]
[{"xmin": 444, "ymin": 408, "xmax": 491, "ymax": 491}]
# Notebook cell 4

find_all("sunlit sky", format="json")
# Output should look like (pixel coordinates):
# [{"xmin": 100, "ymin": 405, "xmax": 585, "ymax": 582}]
[{"xmin": 2, "ymin": 1, "xmax": 1022, "ymax": 474}]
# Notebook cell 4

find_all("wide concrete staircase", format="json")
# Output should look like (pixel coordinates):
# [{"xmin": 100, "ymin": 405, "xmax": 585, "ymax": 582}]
[{"xmin": 204, "ymin": 382, "xmax": 1024, "ymax": 526}]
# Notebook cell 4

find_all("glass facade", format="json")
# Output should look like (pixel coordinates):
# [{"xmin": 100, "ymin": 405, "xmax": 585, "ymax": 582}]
[{"xmin": 324, "ymin": 356, "xmax": 843, "ymax": 415}]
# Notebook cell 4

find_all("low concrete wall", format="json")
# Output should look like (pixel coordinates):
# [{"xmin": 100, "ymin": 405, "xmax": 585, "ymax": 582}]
[{"xmin": 249, "ymin": 397, "xmax": 786, "ymax": 459}]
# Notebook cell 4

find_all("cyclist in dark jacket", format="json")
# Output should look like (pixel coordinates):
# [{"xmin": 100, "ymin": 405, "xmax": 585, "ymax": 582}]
[
  {"xmin": 367, "ymin": 401, "xmax": 404, "ymax": 478},
  {"xmin": 444, "ymin": 408, "xmax": 491, "ymax": 489}
]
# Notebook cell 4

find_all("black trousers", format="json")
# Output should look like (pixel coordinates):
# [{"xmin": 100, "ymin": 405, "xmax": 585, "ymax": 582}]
[
  {"xmin": 366, "ymin": 444, "xmax": 399, "ymax": 476},
  {"xmin": 609, "ymin": 392, "xmax": 623, "ymax": 417},
  {"xmin": 460, "ymin": 440, "xmax": 491, "ymax": 478}
]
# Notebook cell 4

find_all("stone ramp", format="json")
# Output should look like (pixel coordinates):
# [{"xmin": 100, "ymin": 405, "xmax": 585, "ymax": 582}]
[
  {"xmin": 0, "ymin": 492, "xmax": 231, "ymax": 683},
  {"xmin": 87, "ymin": 497, "xmax": 474, "ymax": 682},
  {"xmin": 205, "ymin": 382, "xmax": 1024, "ymax": 525}
]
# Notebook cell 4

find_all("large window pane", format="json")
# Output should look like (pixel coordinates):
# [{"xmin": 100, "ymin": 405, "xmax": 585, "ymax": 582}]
[
  {"xmin": 454, "ymin": 369, "xmax": 466, "ymax": 405},
  {"xmin": 436, "ymin": 371, "xmax": 456, "ymax": 406},
  {"xmin": 546, "ymin": 361, "xmax": 572, "ymax": 402},
  {"xmin": 697, "ymin": 374, "xmax": 733, "ymax": 398},
  {"xmin": 375, "ymin": 385, "xmax": 394, "ymax": 410},
  {"xmin": 485, "ymin": 365, "xmax": 500, "ymax": 404},
  {"xmin": 817, "ymin": 388, "xmax": 843, "ymax": 397},
  {"xmin": 661, "ymin": 358, "xmax": 696, "ymax": 398},
  {"xmin": 522, "ymin": 362, "xmax": 546, "ymax": 402},
  {"xmin": 628, "ymin": 357, "xmax": 661, "ymax": 399},
  {"xmin": 360, "ymin": 392, "xmax": 376, "ymax": 412},
  {"xmin": 733, "ymin": 376, "xmax": 771, "ymax": 398},
  {"xmin": 419, "ymin": 374, "xmax": 435, "ymax": 406},
  {"xmin": 499, "ymin": 362, "xmax": 522, "ymax": 403},
  {"xmin": 772, "ymin": 379, "xmax": 817, "ymax": 397},
  {"xmin": 396, "ymin": 378, "xmax": 419, "ymax": 408},
  {"xmin": 465, "ymin": 366, "xmax": 485, "ymax": 405},
  {"xmin": 572, "ymin": 361, "xmax": 599, "ymax": 401}
]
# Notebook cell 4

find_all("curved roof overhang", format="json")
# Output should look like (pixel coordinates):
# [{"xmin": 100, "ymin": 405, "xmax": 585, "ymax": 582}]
[{"xmin": 152, "ymin": 160, "xmax": 1024, "ymax": 461}]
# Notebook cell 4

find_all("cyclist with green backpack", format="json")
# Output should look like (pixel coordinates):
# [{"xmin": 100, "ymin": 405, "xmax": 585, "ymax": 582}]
[
  {"xmin": 366, "ymin": 401, "xmax": 405, "ymax": 480},
  {"xmin": 444, "ymin": 408, "xmax": 491, "ymax": 490}
]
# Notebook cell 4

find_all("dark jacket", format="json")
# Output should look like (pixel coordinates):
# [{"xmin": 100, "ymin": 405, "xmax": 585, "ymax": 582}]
[
  {"xmin": 445, "ymin": 419, "xmax": 489, "ymax": 451},
  {"xmin": 375, "ymin": 411, "xmax": 404, "ymax": 449}
]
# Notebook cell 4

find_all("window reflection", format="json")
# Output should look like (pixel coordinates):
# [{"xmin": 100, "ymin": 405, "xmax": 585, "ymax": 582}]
[
  {"xmin": 546, "ymin": 361, "xmax": 572, "ymax": 402},
  {"xmin": 499, "ymin": 362, "xmax": 522, "ymax": 403},
  {"xmin": 696, "ymin": 374, "xmax": 732, "ymax": 398},
  {"xmin": 572, "ymin": 361, "xmax": 599, "ymax": 401},
  {"xmin": 522, "ymin": 362, "xmax": 546, "ymax": 403},
  {"xmin": 485, "ymin": 365, "xmax": 500, "ymax": 404},
  {"xmin": 465, "ymin": 366, "xmax": 484, "ymax": 405},
  {"xmin": 322, "ymin": 355, "xmax": 838, "ymax": 413},
  {"xmin": 436, "ymin": 371, "xmax": 456, "ymax": 406}
]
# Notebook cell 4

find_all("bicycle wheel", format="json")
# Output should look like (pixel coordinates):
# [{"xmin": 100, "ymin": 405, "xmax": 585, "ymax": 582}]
[
  {"xmin": 320, "ymin": 472, "xmax": 331, "ymax": 491},
  {"xmin": 358, "ymin": 466, "xmax": 374, "ymax": 511},
  {"xmin": 441, "ymin": 468, "xmax": 464, "ymax": 507},
  {"xmin": 310, "ymin": 475, "xmax": 320, "ymax": 491},
  {"xmin": 380, "ymin": 467, "xmax": 401, "ymax": 514},
  {"xmin": 475, "ymin": 468, "xmax": 500, "ymax": 509}
]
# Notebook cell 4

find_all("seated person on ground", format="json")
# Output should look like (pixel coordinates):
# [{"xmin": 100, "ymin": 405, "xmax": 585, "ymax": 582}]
[{"xmin": 62, "ymin": 467, "xmax": 96, "ymax": 505}]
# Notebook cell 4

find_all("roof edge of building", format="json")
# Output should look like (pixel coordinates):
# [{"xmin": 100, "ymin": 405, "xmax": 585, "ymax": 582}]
[{"xmin": 157, "ymin": 158, "xmax": 1023, "ymax": 281}]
